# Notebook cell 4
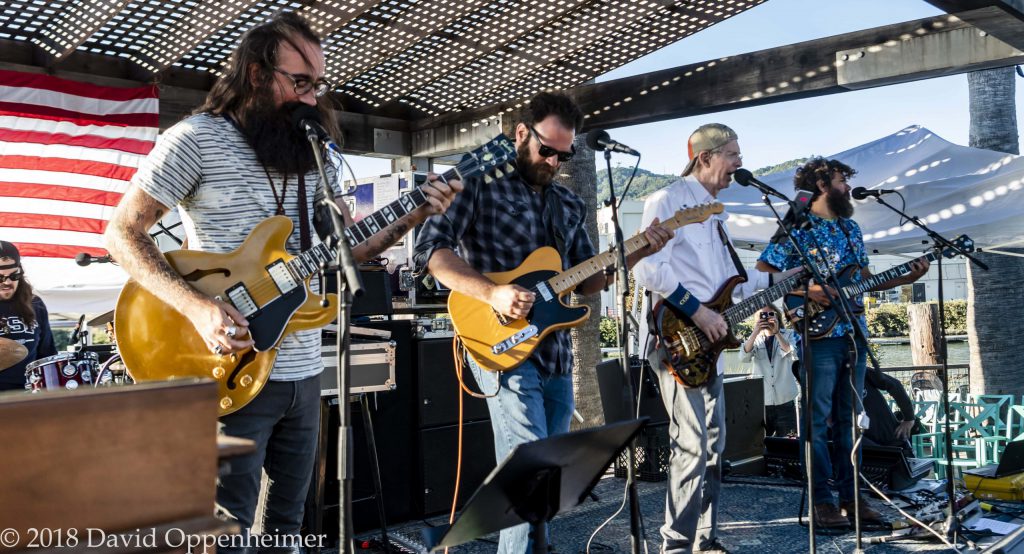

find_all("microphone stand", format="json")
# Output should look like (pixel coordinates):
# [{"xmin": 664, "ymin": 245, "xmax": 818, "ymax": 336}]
[
  {"xmin": 305, "ymin": 129, "xmax": 365, "ymax": 554},
  {"xmin": 753, "ymin": 185, "xmax": 865, "ymax": 551},
  {"xmin": 601, "ymin": 147, "xmax": 643, "ymax": 554},
  {"xmin": 860, "ymin": 195, "xmax": 987, "ymax": 546}
]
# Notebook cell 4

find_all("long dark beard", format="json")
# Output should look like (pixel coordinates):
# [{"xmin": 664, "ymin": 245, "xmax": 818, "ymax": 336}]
[
  {"xmin": 515, "ymin": 142, "xmax": 557, "ymax": 188},
  {"xmin": 239, "ymin": 100, "xmax": 317, "ymax": 175},
  {"xmin": 827, "ymin": 187, "xmax": 855, "ymax": 219}
]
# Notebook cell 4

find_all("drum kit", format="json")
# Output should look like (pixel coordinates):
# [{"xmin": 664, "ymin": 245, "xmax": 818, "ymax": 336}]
[{"xmin": 1, "ymin": 309, "xmax": 133, "ymax": 393}]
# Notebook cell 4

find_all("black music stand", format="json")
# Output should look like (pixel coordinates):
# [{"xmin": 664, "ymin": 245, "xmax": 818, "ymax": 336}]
[{"xmin": 425, "ymin": 418, "xmax": 646, "ymax": 553}]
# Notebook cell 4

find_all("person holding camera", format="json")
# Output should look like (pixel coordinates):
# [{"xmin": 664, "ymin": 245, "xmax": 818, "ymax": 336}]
[{"xmin": 741, "ymin": 305, "xmax": 799, "ymax": 437}]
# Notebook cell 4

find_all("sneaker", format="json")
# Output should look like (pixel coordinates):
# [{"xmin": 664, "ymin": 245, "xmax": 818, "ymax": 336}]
[
  {"xmin": 814, "ymin": 502, "xmax": 851, "ymax": 529},
  {"xmin": 840, "ymin": 497, "xmax": 886, "ymax": 525},
  {"xmin": 696, "ymin": 538, "xmax": 730, "ymax": 553}
]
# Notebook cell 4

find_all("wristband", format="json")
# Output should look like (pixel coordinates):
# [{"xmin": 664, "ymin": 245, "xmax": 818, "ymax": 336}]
[{"xmin": 667, "ymin": 283, "xmax": 701, "ymax": 317}]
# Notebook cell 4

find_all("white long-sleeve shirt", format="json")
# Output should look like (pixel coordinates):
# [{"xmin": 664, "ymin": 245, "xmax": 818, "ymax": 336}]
[
  {"xmin": 742, "ymin": 329, "xmax": 800, "ymax": 406},
  {"xmin": 633, "ymin": 177, "xmax": 772, "ymax": 375}
]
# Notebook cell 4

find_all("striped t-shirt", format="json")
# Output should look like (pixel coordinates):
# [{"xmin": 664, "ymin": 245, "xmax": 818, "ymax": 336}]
[{"xmin": 132, "ymin": 112, "xmax": 339, "ymax": 381}]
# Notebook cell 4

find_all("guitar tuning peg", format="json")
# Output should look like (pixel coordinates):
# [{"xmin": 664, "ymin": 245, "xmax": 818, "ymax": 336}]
[
  {"xmin": 484, "ymin": 175, "xmax": 494, "ymax": 184},
  {"xmin": 505, "ymin": 163, "xmax": 515, "ymax": 173},
  {"xmin": 494, "ymin": 168, "xmax": 504, "ymax": 178}
]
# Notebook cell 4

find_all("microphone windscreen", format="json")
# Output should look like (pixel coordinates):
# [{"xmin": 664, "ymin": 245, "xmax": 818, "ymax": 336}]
[
  {"xmin": 732, "ymin": 168, "xmax": 754, "ymax": 185},
  {"xmin": 289, "ymin": 104, "xmax": 322, "ymax": 130},
  {"xmin": 74, "ymin": 252, "xmax": 90, "ymax": 266},
  {"xmin": 851, "ymin": 186, "xmax": 869, "ymax": 200},
  {"xmin": 585, "ymin": 129, "xmax": 610, "ymax": 151}
]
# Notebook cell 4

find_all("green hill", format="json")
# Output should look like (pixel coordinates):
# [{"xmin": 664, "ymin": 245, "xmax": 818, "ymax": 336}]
[{"xmin": 594, "ymin": 157, "xmax": 809, "ymax": 202}]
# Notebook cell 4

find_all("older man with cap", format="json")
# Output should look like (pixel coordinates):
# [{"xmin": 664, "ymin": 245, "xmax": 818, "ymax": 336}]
[
  {"xmin": 633, "ymin": 124, "xmax": 790, "ymax": 553},
  {"xmin": 0, "ymin": 241, "xmax": 56, "ymax": 391}
]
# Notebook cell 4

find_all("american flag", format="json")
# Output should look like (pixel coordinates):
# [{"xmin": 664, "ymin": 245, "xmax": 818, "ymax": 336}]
[{"xmin": 0, "ymin": 69, "xmax": 159, "ymax": 260}]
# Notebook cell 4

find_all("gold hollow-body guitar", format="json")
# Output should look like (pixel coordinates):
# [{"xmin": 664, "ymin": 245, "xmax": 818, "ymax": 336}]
[
  {"xmin": 116, "ymin": 135, "xmax": 516, "ymax": 415},
  {"xmin": 448, "ymin": 202, "xmax": 724, "ymax": 372}
]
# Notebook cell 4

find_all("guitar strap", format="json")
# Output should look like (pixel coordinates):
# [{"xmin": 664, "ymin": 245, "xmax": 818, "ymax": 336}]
[
  {"xmin": 297, "ymin": 172, "xmax": 312, "ymax": 252},
  {"xmin": 542, "ymin": 184, "xmax": 568, "ymax": 267},
  {"xmin": 716, "ymin": 219, "xmax": 747, "ymax": 281}
]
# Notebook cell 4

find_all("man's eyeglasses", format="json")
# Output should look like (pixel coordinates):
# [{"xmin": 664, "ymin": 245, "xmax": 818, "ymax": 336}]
[
  {"xmin": 274, "ymin": 68, "xmax": 333, "ymax": 98},
  {"xmin": 712, "ymin": 148, "xmax": 743, "ymax": 162},
  {"xmin": 0, "ymin": 270, "xmax": 23, "ymax": 284},
  {"xmin": 528, "ymin": 126, "xmax": 575, "ymax": 162}
]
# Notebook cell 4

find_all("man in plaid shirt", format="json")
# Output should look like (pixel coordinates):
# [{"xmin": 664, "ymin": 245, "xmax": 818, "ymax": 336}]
[{"xmin": 414, "ymin": 92, "xmax": 670, "ymax": 553}]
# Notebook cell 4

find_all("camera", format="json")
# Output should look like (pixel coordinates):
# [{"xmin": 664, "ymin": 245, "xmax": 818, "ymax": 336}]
[{"xmin": 760, "ymin": 312, "xmax": 775, "ymax": 321}]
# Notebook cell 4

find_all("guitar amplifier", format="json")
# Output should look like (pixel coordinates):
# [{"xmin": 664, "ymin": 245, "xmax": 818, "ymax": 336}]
[{"xmin": 320, "ymin": 339, "xmax": 396, "ymax": 395}]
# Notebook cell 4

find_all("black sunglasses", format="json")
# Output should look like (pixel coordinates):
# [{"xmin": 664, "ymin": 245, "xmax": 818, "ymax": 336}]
[
  {"xmin": 528, "ymin": 125, "xmax": 575, "ymax": 162},
  {"xmin": 0, "ymin": 270, "xmax": 23, "ymax": 284}
]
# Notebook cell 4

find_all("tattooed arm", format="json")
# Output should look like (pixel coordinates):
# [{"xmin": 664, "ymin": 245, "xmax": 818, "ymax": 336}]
[{"xmin": 104, "ymin": 186, "xmax": 254, "ymax": 354}]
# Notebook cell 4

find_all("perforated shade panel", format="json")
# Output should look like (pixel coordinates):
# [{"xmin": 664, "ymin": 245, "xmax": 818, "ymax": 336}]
[{"xmin": 0, "ymin": 0, "xmax": 765, "ymax": 117}]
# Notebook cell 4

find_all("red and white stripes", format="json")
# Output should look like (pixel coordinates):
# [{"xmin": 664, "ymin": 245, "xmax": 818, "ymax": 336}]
[{"xmin": 0, "ymin": 69, "xmax": 158, "ymax": 259}]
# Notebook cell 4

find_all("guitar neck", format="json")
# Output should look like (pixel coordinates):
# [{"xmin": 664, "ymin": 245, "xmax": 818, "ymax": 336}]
[
  {"xmin": 723, "ymin": 271, "xmax": 807, "ymax": 326},
  {"xmin": 546, "ymin": 204, "xmax": 719, "ymax": 295},
  {"xmin": 842, "ymin": 252, "xmax": 934, "ymax": 296},
  {"xmin": 289, "ymin": 167, "xmax": 462, "ymax": 282}
]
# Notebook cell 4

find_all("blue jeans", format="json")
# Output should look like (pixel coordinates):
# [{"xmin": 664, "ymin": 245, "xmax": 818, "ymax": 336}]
[
  {"xmin": 467, "ymin": 356, "xmax": 575, "ymax": 554},
  {"xmin": 800, "ymin": 337, "xmax": 867, "ymax": 506},
  {"xmin": 216, "ymin": 375, "xmax": 321, "ymax": 553}
]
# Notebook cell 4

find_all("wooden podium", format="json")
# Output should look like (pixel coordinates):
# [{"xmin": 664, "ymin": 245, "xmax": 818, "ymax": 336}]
[{"xmin": 0, "ymin": 380, "xmax": 236, "ymax": 552}]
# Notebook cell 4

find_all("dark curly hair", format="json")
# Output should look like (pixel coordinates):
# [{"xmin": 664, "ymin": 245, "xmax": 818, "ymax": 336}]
[
  {"xmin": 793, "ymin": 157, "xmax": 857, "ymax": 200},
  {"xmin": 196, "ymin": 11, "xmax": 341, "ymax": 141},
  {"xmin": 519, "ymin": 92, "xmax": 583, "ymax": 132}
]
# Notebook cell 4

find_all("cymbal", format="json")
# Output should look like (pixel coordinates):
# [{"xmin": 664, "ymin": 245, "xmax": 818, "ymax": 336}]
[
  {"xmin": 0, "ymin": 337, "xmax": 28, "ymax": 371},
  {"xmin": 87, "ymin": 310, "xmax": 115, "ymax": 327}
]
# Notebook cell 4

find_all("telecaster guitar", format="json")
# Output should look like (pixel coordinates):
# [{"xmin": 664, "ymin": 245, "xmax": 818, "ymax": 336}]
[
  {"xmin": 449, "ymin": 202, "xmax": 724, "ymax": 372},
  {"xmin": 783, "ymin": 235, "xmax": 973, "ymax": 338},
  {"xmin": 650, "ymin": 268, "xmax": 808, "ymax": 387},
  {"xmin": 115, "ymin": 134, "xmax": 516, "ymax": 415}
]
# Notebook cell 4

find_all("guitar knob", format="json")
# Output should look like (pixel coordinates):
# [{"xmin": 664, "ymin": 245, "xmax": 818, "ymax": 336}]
[
  {"xmin": 212, "ymin": 366, "xmax": 225, "ymax": 379},
  {"xmin": 219, "ymin": 397, "xmax": 233, "ymax": 410},
  {"xmin": 240, "ymin": 375, "xmax": 253, "ymax": 387}
]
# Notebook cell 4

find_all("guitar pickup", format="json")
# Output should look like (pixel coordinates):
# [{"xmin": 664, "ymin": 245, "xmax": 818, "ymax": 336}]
[
  {"xmin": 225, "ymin": 284, "xmax": 258, "ymax": 318},
  {"xmin": 491, "ymin": 325, "xmax": 539, "ymax": 355},
  {"xmin": 266, "ymin": 260, "xmax": 299, "ymax": 294}
]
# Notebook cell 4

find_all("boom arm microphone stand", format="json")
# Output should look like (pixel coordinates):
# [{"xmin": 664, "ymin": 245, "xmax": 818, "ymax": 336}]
[
  {"xmin": 861, "ymin": 195, "xmax": 987, "ymax": 545},
  {"xmin": 304, "ymin": 123, "xmax": 365, "ymax": 554},
  {"xmin": 599, "ymin": 145, "xmax": 644, "ymax": 554}
]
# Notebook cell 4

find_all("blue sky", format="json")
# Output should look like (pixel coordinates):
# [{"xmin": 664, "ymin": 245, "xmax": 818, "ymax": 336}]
[{"xmin": 343, "ymin": 0, "xmax": 1023, "ymax": 178}]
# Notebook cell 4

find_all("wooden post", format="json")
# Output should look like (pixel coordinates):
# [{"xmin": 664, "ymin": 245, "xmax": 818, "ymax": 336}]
[{"xmin": 908, "ymin": 303, "xmax": 941, "ymax": 366}]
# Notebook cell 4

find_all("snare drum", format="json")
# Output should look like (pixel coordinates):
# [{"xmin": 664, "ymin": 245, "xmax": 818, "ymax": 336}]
[{"xmin": 24, "ymin": 351, "xmax": 99, "ymax": 392}]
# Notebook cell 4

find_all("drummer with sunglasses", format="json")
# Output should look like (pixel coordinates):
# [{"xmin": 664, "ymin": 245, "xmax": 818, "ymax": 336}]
[{"xmin": 0, "ymin": 241, "xmax": 56, "ymax": 392}]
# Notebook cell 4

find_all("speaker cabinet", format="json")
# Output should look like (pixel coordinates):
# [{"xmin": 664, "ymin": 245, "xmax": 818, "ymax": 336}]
[
  {"xmin": 416, "ymin": 338, "xmax": 490, "ymax": 428},
  {"xmin": 723, "ymin": 375, "xmax": 765, "ymax": 463},
  {"xmin": 418, "ymin": 420, "xmax": 496, "ymax": 517}
]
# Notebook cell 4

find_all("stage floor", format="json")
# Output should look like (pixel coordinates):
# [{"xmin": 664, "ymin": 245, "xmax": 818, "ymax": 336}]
[{"xmin": 354, "ymin": 472, "xmax": 994, "ymax": 553}]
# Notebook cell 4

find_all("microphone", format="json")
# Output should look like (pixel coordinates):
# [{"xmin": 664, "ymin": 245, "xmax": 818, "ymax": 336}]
[
  {"xmin": 586, "ymin": 129, "xmax": 640, "ymax": 156},
  {"xmin": 290, "ymin": 105, "xmax": 342, "ymax": 153},
  {"xmin": 851, "ymin": 186, "xmax": 897, "ymax": 200},
  {"xmin": 769, "ymin": 189, "xmax": 815, "ymax": 244},
  {"xmin": 732, "ymin": 168, "xmax": 789, "ymax": 200},
  {"xmin": 75, "ymin": 253, "xmax": 113, "ymax": 266}
]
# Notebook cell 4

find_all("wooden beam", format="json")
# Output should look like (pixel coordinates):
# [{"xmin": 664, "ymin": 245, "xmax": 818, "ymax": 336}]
[
  {"xmin": 411, "ymin": 13, "xmax": 1024, "ymax": 134},
  {"xmin": 924, "ymin": 1, "xmax": 1024, "ymax": 49}
]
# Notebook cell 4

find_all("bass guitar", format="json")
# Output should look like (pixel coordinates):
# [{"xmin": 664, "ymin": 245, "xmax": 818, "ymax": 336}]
[
  {"xmin": 650, "ymin": 269, "xmax": 809, "ymax": 387},
  {"xmin": 115, "ymin": 134, "xmax": 516, "ymax": 415},
  {"xmin": 449, "ymin": 202, "xmax": 724, "ymax": 372},
  {"xmin": 783, "ymin": 235, "xmax": 973, "ymax": 338}
]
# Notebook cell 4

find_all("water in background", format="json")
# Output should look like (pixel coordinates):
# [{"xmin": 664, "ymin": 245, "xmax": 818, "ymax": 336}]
[{"xmin": 722, "ymin": 340, "xmax": 970, "ymax": 374}]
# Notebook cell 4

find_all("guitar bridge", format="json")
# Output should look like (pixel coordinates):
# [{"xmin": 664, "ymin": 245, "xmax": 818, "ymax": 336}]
[{"xmin": 491, "ymin": 325, "xmax": 539, "ymax": 355}]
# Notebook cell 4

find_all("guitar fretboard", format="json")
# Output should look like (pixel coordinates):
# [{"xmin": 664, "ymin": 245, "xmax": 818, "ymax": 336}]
[
  {"xmin": 723, "ymin": 270, "xmax": 808, "ymax": 326},
  {"xmin": 341, "ymin": 167, "xmax": 461, "ymax": 248},
  {"xmin": 842, "ymin": 252, "xmax": 935, "ymax": 296},
  {"xmin": 546, "ymin": 203, "xmax": 723, "ymax": 295}
]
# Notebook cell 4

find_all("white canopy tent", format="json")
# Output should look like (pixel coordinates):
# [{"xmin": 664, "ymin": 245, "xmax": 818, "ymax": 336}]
[{"xmin": 724, "ymin": 125, "xmax": 1024, "ymax": 256}]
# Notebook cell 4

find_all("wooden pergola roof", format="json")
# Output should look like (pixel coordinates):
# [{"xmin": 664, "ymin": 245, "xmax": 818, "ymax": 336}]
[{"xmin": 0, "ymin": 0, "xmax": 764, "ymax": 118}]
